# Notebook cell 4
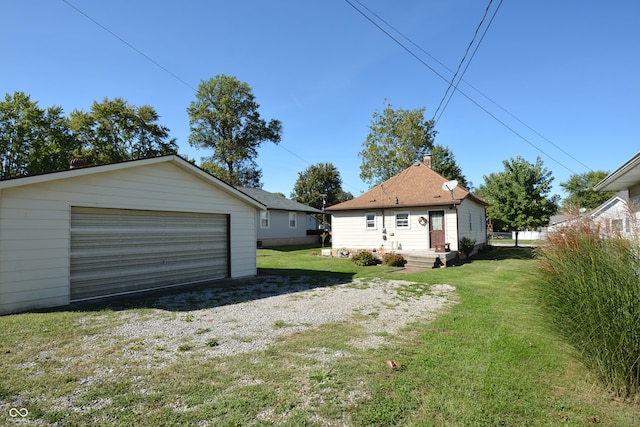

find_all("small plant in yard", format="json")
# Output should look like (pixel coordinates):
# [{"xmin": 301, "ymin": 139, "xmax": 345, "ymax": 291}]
[
  {"xmin": 206, "ymin": 339, "xmax": 219, "ymax": 347},
  {"xmin": 273, "ymin": 319, "xmax": 293, "ymax": 328},
  {"xmin": 351, "ymin": 250, "xmax": 381, "ymax": 266},
  {"xmin": 382, "ymin": 253, "xmax": 407, "ymax": 267},
  {"xmin": 178, "ymin": 343, "xmax": 194, "ymax": 352},
  {"xmin": 458, "ymin": 237, "xmax": 476, "ymax": 258}
]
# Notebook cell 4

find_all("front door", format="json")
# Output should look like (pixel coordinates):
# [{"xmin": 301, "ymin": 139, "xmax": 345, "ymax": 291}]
[{"xmin": 429, "ymin": 210, "xmax": 445, "ymax": 249}]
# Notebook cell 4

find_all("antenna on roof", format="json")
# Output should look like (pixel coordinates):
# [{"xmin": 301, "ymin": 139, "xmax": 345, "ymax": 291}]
[{"xmin": 442, "ymin": 180, "xmax": 458, "ymax": 207}]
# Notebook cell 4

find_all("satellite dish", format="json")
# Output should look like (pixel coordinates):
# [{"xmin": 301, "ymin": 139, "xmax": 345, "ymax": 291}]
[{"xmin": 442, "ymin": 180, "xmax": 458, "ymax": 192}]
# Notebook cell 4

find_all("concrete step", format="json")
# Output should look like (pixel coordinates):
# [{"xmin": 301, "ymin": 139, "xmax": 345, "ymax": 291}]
[{"xmin": 403, "ymin": 255, "xmax": 443, "ymax": 269}]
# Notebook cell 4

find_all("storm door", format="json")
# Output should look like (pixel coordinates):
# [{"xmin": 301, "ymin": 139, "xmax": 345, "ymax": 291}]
[{"xmin": 429, "ymin": 210, "xmax": 445, "ymax": 248}]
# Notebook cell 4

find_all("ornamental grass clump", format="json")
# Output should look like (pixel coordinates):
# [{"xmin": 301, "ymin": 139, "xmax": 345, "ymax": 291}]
[{"xmin": 536, "ymin": 215, "xmax": 640, "ymax": 400}]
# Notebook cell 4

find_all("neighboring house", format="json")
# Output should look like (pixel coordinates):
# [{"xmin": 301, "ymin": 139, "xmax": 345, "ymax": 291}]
[
  {"xmin": 236, "ymin": 187, "xmax": 323, "ymax": 248},
  {"xmin": 593, "ymin": 151, "xmax": 640, "ymax": 236},
  {"xmin": 0, "ymin": 155, "xmax": 265, "ymax": 315},
  {"xmin": 594, "ymin": 151, "xmax": 640, "ymax": 208},
  {"xmin": 590, "ymin": 191, "xmax": 634, "ymax": 238},
  {"xmin": 545, "ymin": 214, "xmax": 570, "ymax": 235},
  {"xmin": 326, "ymin": 157, "xmax": 488, "ymax": 263}
]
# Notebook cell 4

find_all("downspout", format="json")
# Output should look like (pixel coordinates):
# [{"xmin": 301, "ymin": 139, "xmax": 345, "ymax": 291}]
[
  {"xmin": 455, "ymin": 201, "xmax": 460, "ymax": 262},
  {"xmin": 381, "ymin": 185, "xmax": 387, "ymax": 246}
]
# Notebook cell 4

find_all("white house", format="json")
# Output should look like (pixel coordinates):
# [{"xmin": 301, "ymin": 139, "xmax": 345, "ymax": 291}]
[
  {"xmin": 590, "ymin": 191, "xmax": 634, "ymax": 238},
  {"xmin": 236, "ymin": 187, "xmax": 323, "ymax": 247},
  {"xmin": 0, "ymin": 155, "xmax": 265, "ymax": 315},
  {"xmin": 326, "ymin": 157, "xmax": 488, "ymax": 264},
  {"xmin": 594, "ymin": 151, "xmax": 640, "ymax": 208},
  {"xmin": 593, "ymin": 151, "xmax": 640, "ymax": 237}
]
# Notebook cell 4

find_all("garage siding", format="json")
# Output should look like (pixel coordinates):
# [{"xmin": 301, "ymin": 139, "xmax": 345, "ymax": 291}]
[
  {"xmin": 70, "ymin": 207, "xmax": 229, "ymax": 301},
  {"xmin": 0, "ymin": 158, "xmax": 260, "ymax": 315}
]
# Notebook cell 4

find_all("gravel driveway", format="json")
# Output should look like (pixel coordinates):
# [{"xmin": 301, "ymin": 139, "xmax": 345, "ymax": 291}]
[{"xmin": 84, "ymin": 275, "xmax": 457, "ymax": 368}]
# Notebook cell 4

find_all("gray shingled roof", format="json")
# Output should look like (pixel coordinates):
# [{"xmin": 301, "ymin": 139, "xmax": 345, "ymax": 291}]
[{"xmin": 236, "ymin": 187, "xmax": 323, "ymax": 213}]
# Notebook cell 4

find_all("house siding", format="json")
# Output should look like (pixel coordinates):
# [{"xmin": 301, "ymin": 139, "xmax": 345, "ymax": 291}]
[
  {"xmin": 331, "ymin": 206, "xmax": 467, "ymax": 252},
  {"xmin": 455, "ymin": 199, "xmax": 488, "ymax": 250},
  {"xmin": 257, "ymin": 210, "xmax": 306, "ymax": 239},
  {"xmin": 256, "ymin": 210, "xmax": 318, "ymax": 247},
  {"xmin": 630, "ymin": 183, "xmax": 640, "ymax": 208},
  {"xmin": 0, "ymin": 161, "xmax": 257, "ymax": 315},
  {"xmin": 592, "ymin": 197, "xmax": 634, "ymax": 238}
]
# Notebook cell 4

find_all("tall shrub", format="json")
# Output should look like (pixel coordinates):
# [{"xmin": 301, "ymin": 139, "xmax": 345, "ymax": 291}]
[{"xmin": 536, "ymin": 217, "xmax": 640, "ymax": 400}]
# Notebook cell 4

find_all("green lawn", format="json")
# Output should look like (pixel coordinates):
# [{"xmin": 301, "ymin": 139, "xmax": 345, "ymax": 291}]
[{"xmin": 1, "ymin": 246, "xmax": 638, "ymax": 426}]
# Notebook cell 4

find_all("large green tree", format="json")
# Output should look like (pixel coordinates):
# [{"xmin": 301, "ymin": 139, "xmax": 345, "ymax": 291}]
[
  {"xmin": 291, "ymin": 162, "xmax": 353, "ymax": 213},
  {"xmin": 560, "ymin": 170, "xmax": 617, "ymax": 210},
  {"xmin": 187, "ymin": 74, "xmax": 282, "ymax": 187},
  {"xmin": 69, "ymin": 97, "xmax": 177, "ymax": 165},
  {"xmin": 0, "ymin": 92, "xmax": 77, "ymax": 179},
  {"xmin": 430, "ymin": 143, "xmax": 471, "ymax": 190},
  {"xmin": 358, "ymin": 102, "xmax": 436, "ymax": 187},
  {"xmin": 477, "ymin": 156, "xmax": 559, "ymax": 245}
]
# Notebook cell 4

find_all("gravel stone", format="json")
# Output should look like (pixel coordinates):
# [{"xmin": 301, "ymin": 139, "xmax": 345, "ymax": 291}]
[{"xmin": 97, "ymin": 276, "xmax": 457, "ymax": 366}]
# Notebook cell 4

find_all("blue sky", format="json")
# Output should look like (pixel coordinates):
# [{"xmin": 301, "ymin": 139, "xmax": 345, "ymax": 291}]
[{"xmin": 2, "ymin": 1, "xmax": 638, "ymax": 200}]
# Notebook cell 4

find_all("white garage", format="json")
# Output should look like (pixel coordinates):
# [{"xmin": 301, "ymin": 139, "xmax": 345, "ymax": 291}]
[{"xmin": 0, "ymin": 155, "xmax": 265, "ymax": 315}]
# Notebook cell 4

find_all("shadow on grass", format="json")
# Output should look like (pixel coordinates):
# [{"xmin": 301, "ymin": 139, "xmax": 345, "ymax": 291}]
[
  {"xmin": 473, "ymin": 245, "xmax": 536, "ymax": 261},
  {"xmin": 257, "ymin": 244, "xmax": 324, "ymax": 252},
  {"xmin": 69, "ymin": 269, "xmax": 355, "ymax": 313}
]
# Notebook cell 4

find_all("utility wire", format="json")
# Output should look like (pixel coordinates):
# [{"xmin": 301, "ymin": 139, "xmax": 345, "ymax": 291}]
[
  {"xmin": 345, "ymin": 0, "xmax": 588, "ymax": 175},
  {"xmin": 61, "ymin": 0, "xmax": 197, "ymax": 92},
  {"xmin": 59, "ymin": 0, "xmax": 365, "ymax": 194},
  {"xmin": 432, "ymin": 0, "xmax": 496, "ymax": 122},
  {"xmin": 356, "ymin": 0, "xmax": 591, "ymax": 172},
  {"xmin": 434, "ymin": 0, "xmax": 503, "ymax": 124}
]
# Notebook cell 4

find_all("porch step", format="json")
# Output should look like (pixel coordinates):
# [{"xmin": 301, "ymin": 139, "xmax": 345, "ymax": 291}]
[{"xmin": 402, "ymin": 254, "xmax": 445, "ymax": 269}]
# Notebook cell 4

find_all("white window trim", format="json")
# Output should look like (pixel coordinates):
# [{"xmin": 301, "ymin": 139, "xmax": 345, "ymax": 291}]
[
  {"xmin": 394, "ymin": 211, "xmax": 410, "ymax": 229},
  {"xmin": 365, "ymin": 212, "xmax": 376, "ymax": 230},
  {"xmin": 260, "ymin": 210, "xmax": 270, "ymax": 229},
  {"xmin": 289, "ymin": 212, "xmax": 297, "ymax": 228}
]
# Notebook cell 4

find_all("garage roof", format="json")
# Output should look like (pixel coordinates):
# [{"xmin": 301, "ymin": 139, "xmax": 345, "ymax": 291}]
[{"xmin": 0, "ymin": 155, "xmax": 266, "ymax": 210}]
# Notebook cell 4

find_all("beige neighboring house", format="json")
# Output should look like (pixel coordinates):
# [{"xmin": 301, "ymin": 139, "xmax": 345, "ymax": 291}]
[
  {"xmin": 0, "ymin": 155, "xmax": 265, "ymax": 315},
  {"xmin": 326, "ymin": 156, "xmax": 488, "ymax": 266}
]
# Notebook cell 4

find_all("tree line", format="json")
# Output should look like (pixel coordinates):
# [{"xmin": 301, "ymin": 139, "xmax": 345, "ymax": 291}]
[
  {"xmin": 1, "ymin": 74, "xmax": 615, "ymax": 234},
  {"xmin": 0, "ymin": 92, "xmax": 177, "ymax": 179}
]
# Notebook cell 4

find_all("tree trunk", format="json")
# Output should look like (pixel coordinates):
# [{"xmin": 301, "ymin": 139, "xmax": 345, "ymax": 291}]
[{"xmin": 514, "ymin": 230, "xmax": 519, "ymax": 247}]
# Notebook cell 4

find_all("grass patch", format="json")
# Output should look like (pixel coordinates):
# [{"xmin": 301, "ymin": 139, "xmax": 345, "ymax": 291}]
[
  {"xmin": 1, "ymin": 246, "xmax": 639, "ymax": 425},
  {"xmin": 273, "ymin": 319, "xmax": 294, "ymax": 328}
]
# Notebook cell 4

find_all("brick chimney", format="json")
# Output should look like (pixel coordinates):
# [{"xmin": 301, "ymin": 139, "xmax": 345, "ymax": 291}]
[
  {"xmin": 69, "ymin": 158, "xmax": 86, "ymax": 169},
  {"xmin": 423, "ymin": 154, "xmax": 432, "ymax": 169}
]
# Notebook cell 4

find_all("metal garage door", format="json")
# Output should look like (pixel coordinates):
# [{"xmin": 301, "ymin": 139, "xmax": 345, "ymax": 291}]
[{"xmin": 70, "ymin": 207, "xmax": 229, "ymax": 301}]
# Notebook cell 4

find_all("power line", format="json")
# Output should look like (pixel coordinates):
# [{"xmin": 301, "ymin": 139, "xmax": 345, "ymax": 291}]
[
  {"xmin": 61, "ymin": 0, "xmax": 197, "ymax": 92},
  {"xmin": 59, "ymin": 0, "xmax": 365, "ymax": 194},
  {"xmin": 368, "ymin": 0, "xmax": 591, "ymax": 172},
  {"xmin": 434, "ymin": 0, "xmax": 503, "ymax": 124},
  {"xmin": 345, "ymin": 0, "xmax": 588, "ymax": 176},
  {"xmin": 432, "ymin": 0, "xmax": 497, "ymax": 122}
]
